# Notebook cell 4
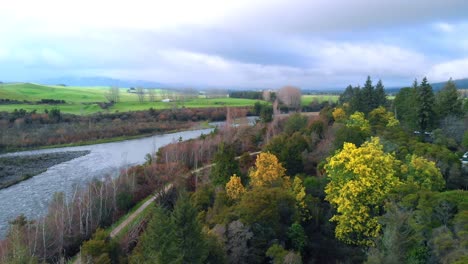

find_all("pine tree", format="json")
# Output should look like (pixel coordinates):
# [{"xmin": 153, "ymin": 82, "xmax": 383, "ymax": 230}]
[
  {"xmin": 435, "ymin": 78, "xmax": 463, "ymax": 119},
  {"xmin": 374, "ymin": 80, "xmax": 387, "ymax": 108},
  {"xmin": 416, "ymin": 77, "xmax": 435, "ymax": 132},
  {"xmin": 360, "ymin": 76, "xmax": 375, "ymax": 114},
  {"xmin": 172, "ymin": 194, "xmax": 208, "ymax": 264},
  {"xmin": 339, "ymin": 85, "xmax": 355, "ymax": 105},
  {"xmin": 349, "ymin": 86, "xmax": 362, "ymax": 113},
  {"xmin": 210, "ymin": 144, "xmax": 240, "ymax": 186}
]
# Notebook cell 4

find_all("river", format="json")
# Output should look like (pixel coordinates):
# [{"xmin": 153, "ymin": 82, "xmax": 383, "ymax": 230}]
[{"xmin": 0, "ymin": 128, "xmax": 214, "ymax": 238}]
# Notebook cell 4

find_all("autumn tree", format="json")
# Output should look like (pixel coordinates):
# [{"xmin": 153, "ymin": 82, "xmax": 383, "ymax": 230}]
[
  {"xmin": 226, "ymin": 174, "xmax": 245, "ymax": 201},
  {"xmin": 292, "ymin": 177, "xmax": 310, "ymax": 222},
  {"xmin": 402, "ymin": 155, "xmax": 445, "ymax": 191},
  {"xmin": 332, "ymin": 107, "xmax": 346, "ymax": 122},
  {"xmin": 325, "ymin": 137, "xmax": 401, "ymax": 245},
  {"xmin": 277, "ymin": 86, "xmax": 301, "ymax": 111},
  {"xmin": 249, "ymin": 152, "xmax": 290, "ymax": 188}
]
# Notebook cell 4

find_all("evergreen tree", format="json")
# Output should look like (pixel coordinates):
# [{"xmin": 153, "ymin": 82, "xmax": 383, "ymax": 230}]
[
  {"xmin": 416, "ymin": 77, "xmax": 435, "ymax": 132},
  {"xmin": 210, "ymin": 144, "xmax": 240, "ymax": 186},
  {"xmin": 172, "ymin": 194, "xmax": 208, "ymax": 264},
  {"xmin": 435, "ymin": 78, "xmax": 463, "ymax": 119},
  {"xmin": 374, "ymin": 80, "xmax": 387, "ymax": 108},
  {"xmin": 349, "ymin": 86, "xmax": 362, "ymax": 113},
  {"xmin": 360, "ymin": 76, "xmax": 375, "ymax": 114},
  {"xmin": 339, "ymin": 85, "xmax": 354, "ymax": 105},
  {"xmin": 131, "ymin": 195, "xmax": 208, "ymax": 264}
]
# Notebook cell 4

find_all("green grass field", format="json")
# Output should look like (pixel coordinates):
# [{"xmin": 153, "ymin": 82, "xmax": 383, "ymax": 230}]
[
  {"xmin": 301, "ymin": 94, "xmax": 339, "ymax": 106},
  {"xmin": 0, "ymin": 83, "xmax": 340, "ymax": 114},
  {"xmin": 0, "ymin": 83, "xmax": 263, "ymax": 114}
]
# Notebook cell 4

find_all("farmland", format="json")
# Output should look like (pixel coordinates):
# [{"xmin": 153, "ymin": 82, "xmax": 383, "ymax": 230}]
[
  {"xmin": 0, "ymin": 83, "xmax": 338, "ymax": 115},
  {"xmin": 0, "ymin": 83, "xmax": 262, "ymax": 114}
]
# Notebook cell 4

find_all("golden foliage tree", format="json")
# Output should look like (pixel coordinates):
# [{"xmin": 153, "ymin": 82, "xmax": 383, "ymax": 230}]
[
  {"xmin": 324, "ymin": 137, "xmax": 401, "ymax": 246},
  {"xmin": 332, "ymin": 107, "xmax": 346, "ymax": 122},
  {"xmin": 292, "ymin": 177, "xmax": 310, "ymax": 221},
  {"xmin": 402, "ymin": 154, "xmax": 445, "ymax": 191},
  {"xmin": 249, "ymin": 152, "xmax": 290, "ymax": 189},
  {"xmin": 346, "ymin": 111, "xmax": 371, "ymax": 134},
  {"xmin": 226, "ymin": 174, "xmax": 246, "ymax": 201}
]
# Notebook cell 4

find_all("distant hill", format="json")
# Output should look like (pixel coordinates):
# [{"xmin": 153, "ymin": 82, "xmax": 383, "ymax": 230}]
[
  {"xmin": 431, "ymin": 78, "xmax": 468, "ymax": 90},
  {"xmin": 41, "ymin": 76, "xmax": 165, "ymax": 88}
]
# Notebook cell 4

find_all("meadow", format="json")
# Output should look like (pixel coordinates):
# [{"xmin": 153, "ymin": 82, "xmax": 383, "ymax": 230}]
[
  {"xmin": 0, "ymin": 83, "xmax": 338, "ymax": 114},
  {"xmin": 0, "ymin": 83, "xmax": 260, "ymax": 114}
]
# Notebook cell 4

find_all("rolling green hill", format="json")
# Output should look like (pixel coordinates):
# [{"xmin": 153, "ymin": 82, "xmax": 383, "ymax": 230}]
[{"xmin": 0, "ymin": 83, "xmax": 261, "ymax": 115}]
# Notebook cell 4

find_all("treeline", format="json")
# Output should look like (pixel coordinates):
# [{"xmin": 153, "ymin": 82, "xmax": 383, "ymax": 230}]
[
  {"xmin": 0, "ymin": 107, "xmax": 253, "ymax": 152},
  {"xmin": 0, "ymin": 98, "xmax": 66, "ymax": 105},
  {"xmin": 229, "ymin": 90, "xmax": 263, "ymax": 100},
  {"xmin": 394, "ymin": 78, "xmax": 466, "ymax": 134}
]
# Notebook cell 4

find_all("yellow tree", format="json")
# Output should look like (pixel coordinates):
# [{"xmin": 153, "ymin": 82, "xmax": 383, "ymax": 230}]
[
  {"xmin": 226, "ymin": 174, "xmax": 246, "ymax": 201},
  {"xmin": 332, "ymin": 107, "xmax": 346, "ymax": 122},
  {"xmin": 402, "ymin": 154, "xmax": 445, "ymax": 191},
  {"xmin": 324, "ymin": 137, "xmax": 401, "ymax": 246},
  {"xmin": 292, "ymin": 177, "xmax": 310, "ymax": 221},
  {"xmin": 346, "ymin": 111, "xmax": 371, "ymax": 134},
  {"xmin": 249, "ymin": 152, "xmax": 290, "ymax": 189}
]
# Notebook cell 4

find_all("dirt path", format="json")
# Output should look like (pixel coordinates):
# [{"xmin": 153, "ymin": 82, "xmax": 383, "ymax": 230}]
[{"xmin": 72, "ymin": 151, "xmax": 260, "ymax": 263}]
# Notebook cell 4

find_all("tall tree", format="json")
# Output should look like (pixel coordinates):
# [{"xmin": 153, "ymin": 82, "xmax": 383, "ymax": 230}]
[
  {"xmin": 393, "ymin": 87, "xmax": 417, "ymax": 130},
  {"xmin": 210, "ymin": 144, "xmax": 240, "ymax": 186},
  {"xmin": 249, "ymin": 152, "xmax": 290, "ymax": 188},
  {"xmin": 435, "ymin": 78, "xmax": 463, "ymax": 119},
  {"xmin": 374, "ymin": 80, "xmax": 387, "ymax": 108},
  {"xmin": 339, "ymin": 85, "xmax": 355, "ymax": 105},
  {"xmin": 360, "ymin": 76, "xmax": 375, "ymax": 114},
  {"xmin": 325, "ymin": 138, "xmax": 401, "ymax": 246},
  {"xmin": 416, "ymin": 77, "xmax": 435, "ymax": 132},
  {"xmin": 349, "ymin": 86, "xmax": 363, "ymax": 113},
  {"xmin": 172, "ymin": 194, "xmax": 208, "ymax": 264}
]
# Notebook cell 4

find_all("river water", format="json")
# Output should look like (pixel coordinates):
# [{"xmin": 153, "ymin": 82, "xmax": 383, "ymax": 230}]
[{"xmin": 0, "ymin": 128, "xmax": 214, "ymax": 238}]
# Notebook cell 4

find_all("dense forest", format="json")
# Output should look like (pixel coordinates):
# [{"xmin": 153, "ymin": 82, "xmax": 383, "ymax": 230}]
[{"xmin": 0, "ymin": 76, "xmax": 467, "ymax": 263}]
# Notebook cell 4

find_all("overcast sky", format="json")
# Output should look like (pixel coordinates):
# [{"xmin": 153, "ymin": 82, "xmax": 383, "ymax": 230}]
[{"xmin": 1, "ymin": 0, "xmax": 468, "ymax": 89}]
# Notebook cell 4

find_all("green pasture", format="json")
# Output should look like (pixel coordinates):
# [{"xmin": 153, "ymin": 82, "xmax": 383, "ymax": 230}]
[
  {"xmin": 0, "ymin": 83, "xmax": 343, "ymax": 114},
  {"xmin": 0, "ymin": 83, "xmax": 261, "ymax": 114},
  {"xmin": 301, "ymin": 94, "xmax": 339, "ymax": 106}
]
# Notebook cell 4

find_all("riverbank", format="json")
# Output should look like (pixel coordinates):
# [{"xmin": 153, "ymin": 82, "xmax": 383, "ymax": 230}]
[
  {"xmin": 0, "ymin": 120, "xmax": 214, "ymax": 154},
  {"xmin": 0, "ymin": 150, "xmax": 90, "ymax": 190}
]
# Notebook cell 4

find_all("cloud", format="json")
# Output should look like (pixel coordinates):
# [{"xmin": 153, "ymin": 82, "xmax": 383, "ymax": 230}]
[
  {"xmin": 427, "ymin": 58, "xmax": 468, "ymax": 82},
  {"xmin": 1, "ymin": 0, "xmax": 468, "ymax": 87},
  {"xmin": 434, "ymin": 22, "xmax": 455, "ymax": 33},
  {"xmin": 314, "ymin": 42, "xmax": 427, "ymax": 78}
]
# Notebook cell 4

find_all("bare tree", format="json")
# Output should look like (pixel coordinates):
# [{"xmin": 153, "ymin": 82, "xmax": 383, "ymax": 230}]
[
  {"xmin": 277, "ymin": 86, "xmax": 301, "ymax": 111},
  {"xmin": 136, "ymin": 87, "xmax": 145, "ymax": 103},
  {"xmin": 147, "ymin": 88, "xmax": 156, "ymax": 102},
  {"xmin": 105, "ymin": 87, "xmax": 120, "ymax": 103}
]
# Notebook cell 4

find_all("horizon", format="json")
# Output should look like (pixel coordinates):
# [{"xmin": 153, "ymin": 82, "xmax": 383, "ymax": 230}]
[{"xmin": 1, "ymin": 1, "xmax": 468, "ymax": 89}]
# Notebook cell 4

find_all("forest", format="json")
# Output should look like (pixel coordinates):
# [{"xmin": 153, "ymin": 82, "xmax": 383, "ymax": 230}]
[{"xmin": 0, "ymin": 76, "xmax": 467, "ymax": 263}]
